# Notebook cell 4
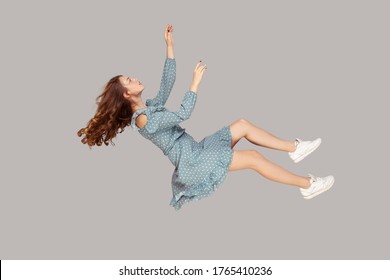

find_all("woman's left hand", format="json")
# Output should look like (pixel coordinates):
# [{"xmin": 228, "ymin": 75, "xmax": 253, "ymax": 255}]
[{"xmin": 164, "ymin": 24, "xmax": 174, "ymax": 47}]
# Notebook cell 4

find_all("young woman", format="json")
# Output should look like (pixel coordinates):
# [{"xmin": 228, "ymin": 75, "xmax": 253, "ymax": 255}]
[{"xmin": 77, "ymin": 24, "xmax": 335, "ymax": 210}]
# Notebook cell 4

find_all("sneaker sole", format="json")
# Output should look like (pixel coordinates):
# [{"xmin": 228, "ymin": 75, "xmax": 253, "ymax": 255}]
[
  {"xmin": 303, "ymin": 177, "xmax": 335, "ymax": 199},
  {"xmin": 293, "ymin": 139, "xmax": 322, "ymax": 163}
]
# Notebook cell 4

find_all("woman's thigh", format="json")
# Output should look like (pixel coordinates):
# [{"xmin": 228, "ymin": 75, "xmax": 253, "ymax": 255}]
[{"xmin": 228, "ymin": 149, "xmax": 265, "ymax": 171}]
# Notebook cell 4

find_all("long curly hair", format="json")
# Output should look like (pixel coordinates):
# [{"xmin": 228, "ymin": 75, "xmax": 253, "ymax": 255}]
[{"xmin": 77, "ymin": 75, "xmax": 133, "ymax": 148}]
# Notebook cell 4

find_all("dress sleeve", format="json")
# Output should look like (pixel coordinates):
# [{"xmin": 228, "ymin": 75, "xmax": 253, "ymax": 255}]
[
  {"xmin": 146, "ymin": 58, "xmax": 176, "ymax": 107},
  {"xmin": 144, "ymin": 91, "xmax": 197, "ymax": 133}
]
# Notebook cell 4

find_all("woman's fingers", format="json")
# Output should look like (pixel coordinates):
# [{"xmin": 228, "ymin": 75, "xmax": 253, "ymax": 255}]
[
  {"xmin": 196, "ymin": 63, "xmax": 206, "ymax": 71},
  {"xmin": 165, "ymin": 24, "xmax": 170, "ymax": 34},
  {"xmin": 166, "ymin": 24, "xmax": 173, "ymax": 32},
  {"xmin": 192, "ymin": 61, "xmax": 207, "ymax": 87},
  {"xmin": 165, "ymin": 24, "xmax": 174, "ymax": 43}
]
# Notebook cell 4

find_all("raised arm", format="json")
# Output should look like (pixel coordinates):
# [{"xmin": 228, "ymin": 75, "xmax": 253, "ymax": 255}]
[
  {"xmin": 147, "ymin": 91, "xmax": 198, "ymax": 132},
  {"xmin": 146, "ymin": 24, "xmax": 176, "ymax": 107},
  {"xmin": 131, "ymin": 90, "xmax": 197, "ymax": 132},
  {"xmin": 147, "ymin": 61, "xmax": 207, "ymax": 131},
  {"xmin": 134, "ymin": 61, "xmax": 207, "ymax": 132},
  {"xmin": 165, "ymin": 24, "xmax": 174, "ymax": 59}
]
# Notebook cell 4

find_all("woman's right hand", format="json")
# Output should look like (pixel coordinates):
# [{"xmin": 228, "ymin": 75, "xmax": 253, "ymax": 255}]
[{"xmin": 190, "ymin": 61, "xmax": 207, "ymax": 92}]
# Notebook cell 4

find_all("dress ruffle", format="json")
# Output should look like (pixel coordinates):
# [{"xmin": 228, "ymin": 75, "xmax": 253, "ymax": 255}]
[
  {"xmin": 130, "ymin": 105, "xmax": 166, "ymax": 133},
  {"xmin": 169, "ymin": 126, "xmax": 233, "ymax": 210}
]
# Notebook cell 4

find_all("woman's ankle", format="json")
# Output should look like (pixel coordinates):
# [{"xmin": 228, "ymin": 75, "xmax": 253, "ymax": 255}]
[
  {"xmin": 288, "ymin": 140, "xmax": 297, "ymax": 152},
  {"xmin": 300, "ymin": 177, "xmax": 311, "ymax": 189}
]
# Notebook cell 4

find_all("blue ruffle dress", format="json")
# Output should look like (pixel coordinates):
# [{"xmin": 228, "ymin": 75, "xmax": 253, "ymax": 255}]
[{"xmin": 131, "ymin": 58, "xmax": 233, "ymax": 210}]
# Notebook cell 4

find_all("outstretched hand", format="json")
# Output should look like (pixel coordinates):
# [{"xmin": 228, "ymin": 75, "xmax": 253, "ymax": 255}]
[
  {"xmin": 193, "ymin": 61, "xmax": 207, "ymax": 85},
  {"xmin": 164, "ymin": 24, "xmax": 174, "ymax": 47},
  {"xmin": 190, "ymin": 61, "xmax": 207, "ymax": 93}
]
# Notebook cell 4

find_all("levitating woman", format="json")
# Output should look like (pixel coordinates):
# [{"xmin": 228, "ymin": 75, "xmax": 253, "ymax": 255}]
[{"xmin": 77, "ymin": 24, "xmax": 335, "ymax": 210}]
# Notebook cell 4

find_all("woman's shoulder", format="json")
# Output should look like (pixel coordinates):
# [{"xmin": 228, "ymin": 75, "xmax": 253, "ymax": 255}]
[
  {"xmin": 135, "ymin": 114, "xmax": 148, "ymax": 129},
  {"xmin": 131, "ymin": 104, "xmax": 167, "ymax": 131},
  {"xmin": 131, "ymin": 107, "xmax": 148, "ymax": 130}
]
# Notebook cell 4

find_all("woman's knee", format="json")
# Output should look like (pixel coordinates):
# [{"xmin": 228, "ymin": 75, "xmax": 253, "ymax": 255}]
[
  {"xmin": 229, "ymin": 149, "xmax": 262, "ymax": 171},
  {"xmin": 229, "ymin": 118, "xmax": 251, "ymax": 135},
  {"xmin": 242, "ymin": 150, "xmax": 266, "ymax": 169},
  {"xmin": 236, "ymin": 118, "xmax": 251, "ymax": 127}
]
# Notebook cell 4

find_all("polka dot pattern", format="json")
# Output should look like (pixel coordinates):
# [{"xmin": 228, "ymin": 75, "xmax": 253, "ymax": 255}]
[{"xmin": 131, "ymin": 58, "xmax": 234, "ymax": 210}]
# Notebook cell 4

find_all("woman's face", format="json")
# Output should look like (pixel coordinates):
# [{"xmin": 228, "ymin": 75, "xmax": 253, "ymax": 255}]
[{"xmin": 119, "ymin": 75, "xmax": 144, "ymax": 96}]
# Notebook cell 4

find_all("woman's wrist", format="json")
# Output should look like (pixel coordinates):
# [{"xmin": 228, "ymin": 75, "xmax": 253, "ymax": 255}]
[
  {"xmin": 190, "ymin": 83, "xmax": 199, "ymax": 93},
  {"xmin": 166, "ymin": 45, "xmax": 174, "ymax": 58}
]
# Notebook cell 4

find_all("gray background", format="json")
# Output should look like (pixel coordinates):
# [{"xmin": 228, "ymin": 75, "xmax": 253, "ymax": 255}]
[{"xmin": 1, "ymin": 0, "xmax": 389, "ymax": 259}]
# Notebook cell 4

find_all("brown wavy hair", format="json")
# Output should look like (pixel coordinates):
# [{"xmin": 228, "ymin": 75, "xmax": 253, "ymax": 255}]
[{"xmin": 77, "ymin": 75, "xmax": 133, "ymax": 148}]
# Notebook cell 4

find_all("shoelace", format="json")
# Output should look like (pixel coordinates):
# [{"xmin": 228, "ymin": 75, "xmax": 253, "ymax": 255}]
[
  {"xmin": 308, "ymin": 174, "xmax": 317, "ymax": 185},
  {"xmin": 291, "ymin": 138, "xmax": 301, "ymax": 153}
]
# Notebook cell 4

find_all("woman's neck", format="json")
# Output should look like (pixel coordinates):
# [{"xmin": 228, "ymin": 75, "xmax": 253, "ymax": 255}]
[{"xmin": 130, "ymin": 97, "xmax": 146, "ymax": 113}]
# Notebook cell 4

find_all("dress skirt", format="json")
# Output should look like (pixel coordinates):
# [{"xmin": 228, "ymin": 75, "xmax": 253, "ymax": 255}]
[{"xmin": 169, "ymin": 126, "xmax": 234, "ymax": 210}]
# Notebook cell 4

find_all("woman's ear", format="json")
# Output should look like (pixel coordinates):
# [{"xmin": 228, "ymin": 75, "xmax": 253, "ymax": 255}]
[{"xmin": 123, "ymin": 90, "xmax": 131, "ymax": 99}]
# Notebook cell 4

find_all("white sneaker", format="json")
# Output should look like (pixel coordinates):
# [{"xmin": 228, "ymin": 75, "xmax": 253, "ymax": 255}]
[
  {"xmin": 288, "ymin": 138, "xmax": 322, "ymax": 163},
  {"xmin": 301, "ymin": 174, "xmax": 335, "ymax": 199}
]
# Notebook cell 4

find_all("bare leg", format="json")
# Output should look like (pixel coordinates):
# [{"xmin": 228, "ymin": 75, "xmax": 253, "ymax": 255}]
[
  {"xmin": 229, "ymin": 118, "xmax": 296, "ymax": 152},
  {"xmin": 228, "ymin": 150, "xmax": 310, "ymax": 189}
]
